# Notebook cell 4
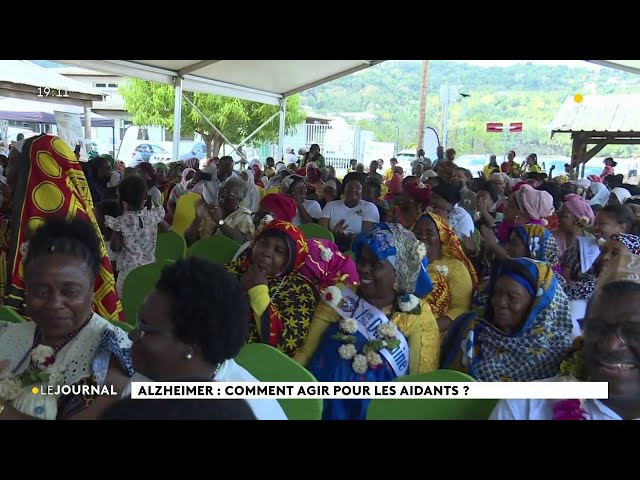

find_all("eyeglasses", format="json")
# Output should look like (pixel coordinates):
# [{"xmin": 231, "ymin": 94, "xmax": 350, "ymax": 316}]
[{"xmin": 584, "ymin": 322, "xmax": 640, "ymax": 348}]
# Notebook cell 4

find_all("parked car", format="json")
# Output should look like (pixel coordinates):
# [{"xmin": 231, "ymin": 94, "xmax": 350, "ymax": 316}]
[{"xmin": 126, "ymin": 143, "xmax": 171, "ymax": 167}]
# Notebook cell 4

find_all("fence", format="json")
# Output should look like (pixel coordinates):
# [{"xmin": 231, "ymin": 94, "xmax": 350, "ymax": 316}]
[{"xmin": 264, "ymin": 122, "xmax": 364, "ymax": 176}]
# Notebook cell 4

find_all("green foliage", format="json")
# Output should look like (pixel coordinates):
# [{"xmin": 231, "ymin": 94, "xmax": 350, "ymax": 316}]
[
  {"xmin": 120, "ymin": 79, "xmax": 306, "ymax": 157},
  {"xmin": 300, "ymin": 61, "xmax": 640, "ymax": 156}
]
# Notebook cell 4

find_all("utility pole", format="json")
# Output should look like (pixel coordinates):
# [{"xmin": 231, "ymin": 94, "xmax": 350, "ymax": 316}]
[{"xmin": 417, "ymin": 60, "xmax": 429, "ymax": 150}]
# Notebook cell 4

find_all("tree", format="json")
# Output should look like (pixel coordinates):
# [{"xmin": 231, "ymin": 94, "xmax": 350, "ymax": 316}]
[{"xmin": 120, "ymin": 79, "xmax": 306, "ymax": 158}]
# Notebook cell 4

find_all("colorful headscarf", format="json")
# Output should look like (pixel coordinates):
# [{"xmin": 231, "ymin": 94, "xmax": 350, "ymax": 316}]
[
  {"xmin": 417, "ymin": 213, "xmax": 478, "ymax": 290},
  {"xmin": 299, "ymin": 238, "xmax": 360, "ymax": 290},
  {"xmin": 387, "ymin": 173, "xmax": 403, "ymax": 195},
  {"xmin": 513, "ymin": 224, "xmax": 559, "ymax": 267},
  {"xmin": 351, "ymin": 223, "xmax": 432, "ymax": 297},
  {"xmin": 6, "ymin": 134, "xmax": 123, "ymax": 321},
  {"xmin": 259, "ymin": 193, "xmax": 297, "ymax": 223},
  {"xmin": 610, "ymin": 233, "xmax": 640, "ymax": 255},
  {"xmin": 404, "ymin": 181, "xmax": 432, "ymax": 210},
  {"xmin": 249, "ymin": 220, "xmax": 308, "ymax": 274},
  {"xmin": 441, "ymin": 258, "xmax": 573, "ymax": 381},
  {"xmin": 563, "ymin": 193, "xmax": 595, "ymax": 226},
  {"xmin": 515, "ymin": 184, "xmax": 554, "ymax": 221},
  {"xmin": 153, "ymin": 162, "xmax": 168, "ymax": 171}
]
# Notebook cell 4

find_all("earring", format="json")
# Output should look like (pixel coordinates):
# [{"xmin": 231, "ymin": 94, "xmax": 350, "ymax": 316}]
[
  {"xmin": 185, "ymin": 352, "xmax": 193, "ymax": 360},
  {"xmin": 392, "ymin": 280, "xmax": 399, "ymax": 292}
]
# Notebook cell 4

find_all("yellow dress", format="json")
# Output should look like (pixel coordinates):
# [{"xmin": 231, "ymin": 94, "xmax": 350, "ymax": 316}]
[
  {"xmin": 428, "ymin": 257, "xmax": 473, "ymax": 321},
  {"xmin": 295, "ymin": 285, "xmax": 440, "ymax": 374}
]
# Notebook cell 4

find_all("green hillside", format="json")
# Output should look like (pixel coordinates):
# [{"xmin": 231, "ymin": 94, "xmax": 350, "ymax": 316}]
[{"xmin": 300, "ymin": 61, "xmax": 640, "ymax": 157}]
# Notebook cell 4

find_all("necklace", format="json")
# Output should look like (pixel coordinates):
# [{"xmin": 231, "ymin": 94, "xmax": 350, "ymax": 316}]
[{"xmin": 11, "ymin": 314, "xmax": 92, "ymax": 375}]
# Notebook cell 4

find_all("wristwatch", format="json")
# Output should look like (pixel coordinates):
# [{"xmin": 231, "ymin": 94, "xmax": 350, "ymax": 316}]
[{"xmin": 218, "ymin": 219, "xmax": 225, "ymax": 227}]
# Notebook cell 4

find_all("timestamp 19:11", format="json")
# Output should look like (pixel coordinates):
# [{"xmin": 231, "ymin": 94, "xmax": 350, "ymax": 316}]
[{"xmin": 37, "ymin": 87, "xmax": 69, "ymax": 98}]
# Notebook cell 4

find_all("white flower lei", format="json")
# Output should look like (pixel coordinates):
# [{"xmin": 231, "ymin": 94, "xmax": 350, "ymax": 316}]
[
  {"xmin": 435, "ymin": 265, "xmax": 449, "ymax": 277},
  {"xmin": 332, "ymin": 319, "xmax": 401, "ymax": 375},
  {"xmin": 0, "ymin": 345, "xmax": 64, "ymax": 403},
  {"xmin": 319, "ymin": 245, "xmax": 334, "ymax": 261}
]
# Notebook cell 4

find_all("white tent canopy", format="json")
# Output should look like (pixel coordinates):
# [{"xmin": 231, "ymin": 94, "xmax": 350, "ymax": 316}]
[
  {"xmin": 53, "ymin": 60, "xmax": 385, "ymax": 161},
  {"xmin": 0, "ymin": 60, "xmax": 105, "ymax": 107},
  {"xmin": 588, "ymin": 60, "xmax": 640, "ymax": 75},
  {"xmin": 53, "ymin": 60, "xmax": 384, "ymax": 106}
]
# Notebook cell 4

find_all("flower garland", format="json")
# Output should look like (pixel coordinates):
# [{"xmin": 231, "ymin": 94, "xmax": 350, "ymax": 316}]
[
  {"xmin": 0, "ymin": 345, "xmax": 64, "ymax": 403},
  {"xmin": 321, "ymin": 286, "xmax": 416, "ymax": 375},
  {"xmin": 553, "ymin": 337, "xmax": 588, "ymax": 420},
  {"xmin": 332, "ymin": 319, "xmax": 401, "ymax": 375}
]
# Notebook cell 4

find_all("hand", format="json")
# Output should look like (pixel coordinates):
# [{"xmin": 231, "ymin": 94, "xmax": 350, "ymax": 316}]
[
  {"xmin": 205, "ymin": 202, "xmax": 222, "ymax": 223},
  {"xmin": 479, "ymin": 224, "xmax": 499, "ymax": 248},
  {"xmin": 333, "ymin": 219, "xmax": 348, "ymax": 236},
  {"xmin": 550, "ymin": 165, "xmax": 556, "ymax": 172},
  {"xmin": 477, "ymin": 195, "xmax": 489, "ymax": 214},
  {"xmin": 460, "ymin": 234, "xmax": 478, "ymax": 253},
  {"xmin": 240, "ymin": 263, "xmax": 268, "ymax": 291}
]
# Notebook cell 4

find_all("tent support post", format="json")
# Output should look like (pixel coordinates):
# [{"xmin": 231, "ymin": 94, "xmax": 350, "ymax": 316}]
[
  {"xmin": 172, "ymin": 77, "xmax": 183, "ymax": 162},
  {"xmin": 278, "ymin": 98, "xmax": 286, "ymax": 162}
]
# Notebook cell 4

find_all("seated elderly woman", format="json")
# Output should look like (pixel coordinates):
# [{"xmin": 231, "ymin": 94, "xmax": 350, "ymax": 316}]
[
  {"xmin": 440, "ymin": 257, "xmax": 573, "ymax": 382},
  {"xmin": 495, "ymin": 183, "xmax": 554, "ymax": 243},
  {"xmin": 412, "ymin": 213, "xmax": 477, "ymax": 335},
  {"xmin": 226, "ymin": 219, "xmax": 319, "ymax": 357},
  {"xmin": 319, "ymin": 172, "xmax": 380, "ymax": 251},
  {"xmin": 0, "ymin": 218, "xmax": 132, "ymax": 420},
  {"xmin": 123, "ymin": 257, "xmax": 286, "ymax": 420},
  {"xmin": 281, "ymin": 174, "xmax": 322, "ymax": 226},
  {"xmin": 241, "ymin": 193, "xmax": 359, "ymax": 290},
  {"xmin": 551, "ymin": 194, "xmax": 595, "ymax": 259},
  {"xmin": 491, "ymin": 273, "xmax": 640, "ymax": 419},
  {"xmin": 294, "ymin": 223, "xmax": 439, "ymax": 420},
  {"xmin": 184, "ymin": 173, "xmax": 254, "ymax": 246}
]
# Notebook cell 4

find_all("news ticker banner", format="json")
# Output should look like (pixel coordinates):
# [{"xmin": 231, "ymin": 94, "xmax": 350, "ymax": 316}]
[{"xmin": 131, "ymin": 382, "xmax": 608, "ymax": 400}]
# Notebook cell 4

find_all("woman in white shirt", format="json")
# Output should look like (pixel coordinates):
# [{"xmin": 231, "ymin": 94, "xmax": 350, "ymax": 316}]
[
  {"xmin": 124, "ymin": 257, "xmax": 287, "ymax": 420},
  {"xmin": 319, "ymin": 172, "xmax": 380, "ymax": 251},
  {"xmin": 429, "ymin": 182, "xmax": 475, "ymax": 239}
]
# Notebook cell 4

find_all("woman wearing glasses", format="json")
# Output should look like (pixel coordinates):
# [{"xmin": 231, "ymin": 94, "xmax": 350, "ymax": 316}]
[
  {"xmin": 184, "ymin": 175, "xmax": 254, "ymax": 246},
  {"xmin": 125, "ymin": 257, "xmax": 287, "ymax": 420}
]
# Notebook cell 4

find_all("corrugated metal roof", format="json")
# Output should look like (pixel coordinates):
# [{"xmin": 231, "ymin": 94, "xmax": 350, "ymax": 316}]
[{"xmin": 550, "ymin": 94, "xmax": 640, "ymax": 133}]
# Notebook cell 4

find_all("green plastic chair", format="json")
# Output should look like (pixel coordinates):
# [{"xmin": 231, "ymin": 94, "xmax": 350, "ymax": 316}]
[
  {"xmin": 299, "ymin": 223, "xmax": 335, "ymax": 242},
  {"xmin": 366, "ymin": 369, "xmax": 498, "ymax": 420},
  {"xmin": 121, "ymin": 260, "xmax": 174, "ymax": 326},
  {"xmin": 188, "ymin": 235, "xmax": 241, "ymax": 264},
  {"xmin": 0, "ymin": 306, "xmax": 25, "ymax": 323},
  {"xmin": 234, "ymin": 343, "xmax": 323, "ymax": 420},
  {"xmin": 111, "ymin": 320, "xmax": 134, "ymax": 333},
  {"xmin": 156, "ymin": 230, "xmax": 187, "ymax": 261}
]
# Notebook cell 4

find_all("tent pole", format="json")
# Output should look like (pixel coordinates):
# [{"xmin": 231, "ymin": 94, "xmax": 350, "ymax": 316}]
[
  {"xmin": 172, "ymin": 77, "xmax": 183, "ymax": 163},
  {"xmin": 278, "ymin": 98, "xmax": 286, "ymax": 162},
  {"xmin": 236, "ymin": 111, "xmax": 280, "ymax": 150}
]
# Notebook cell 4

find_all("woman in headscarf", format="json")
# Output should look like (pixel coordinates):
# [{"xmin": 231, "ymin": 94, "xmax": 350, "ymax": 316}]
[
  {"xmin": 587, "ymin": 181, "xmax": 609, "ymax": 210},
  {"xmin": 166, "ymin": 167, "xmax": 197, "ymax": 221},
  {"xmin": 237, "ymin": 193, "xmax": 359, "ymax": 290},
  {"xmin": 135, "ymin": 162, "xmax": 163, "ymax": 207},
  {"xmin": 609, "ymin": 187, "xmax": 632, "ymax": 206},
  {"xmin": 281, "ymin": 174, "xmax": 322, "ymax": 225},
  {"xmin": 392, "ymin": 178, "xmax": 430, "ymax": 228},
  {"xmin": 441, "ymin": 257, "xmax": 573, "ymax": 382},
  {"xmin": 412, "ymin": 213, "xmax": 477, "ymax": 335},
  {"xmin": 294, "ymin": 223, "xmax": 439, "ymax": 420},
  {"xmin": 225, "ymin": 220, "xmax": 319, "ymax": 356},
  {"xmin": 495, "ymin": 184, "xmax": 554, "ymax": 243},
  {"xmin": 551, "ymin": 193, "xmax": 595, "ymax": 259},
  {"xmin": 384, "ymin": 171, "xmax": 403, "ymax": 204},
  {"xmin": 2, "ymin": 134, "xmax": 123, "ymax": 321},
  {"xmin": 184, "ymin": 173, "xmax": 254, "ymax": 246},
  {"xmin": 429, "ymin": 182, "xmax": 475, "ymax": 239},
  {"xmin": 153, "ymin": 162, "xmax": 169, "ymax": 192},
  {"xmin": 321, "ymin": 165, "xmax": 342, "ymax": 197}
]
